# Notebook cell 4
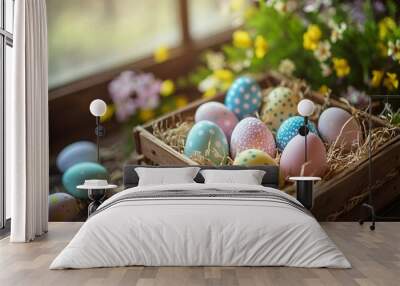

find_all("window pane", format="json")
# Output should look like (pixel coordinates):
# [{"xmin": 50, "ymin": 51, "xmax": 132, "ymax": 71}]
[
  {"xmin": 47, "ymin": 0, "xmax": 180, "ymax": 88},
  {"xmin": 5, "ymin": 0, "xmax": 13, "ymax": 33},
  {"xmin": 5, "ymin": 44, "xmax": 12, "ymax": 219},
  {"xmin": 189, "ymin": 0, "xmax": 235, "ymax": 40}
]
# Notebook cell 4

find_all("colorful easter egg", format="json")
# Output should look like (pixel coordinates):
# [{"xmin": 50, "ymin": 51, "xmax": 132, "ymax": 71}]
[
  {"xmin": 230, "ymin": 117, "xmax": 276, "ymax": 159},
  {"xmin": 276, "ymin": 116, "xmax": 318, "ymax": 151},
  {"xmin": 280, "ymin": 133, "xmax": 327, "ymax": 178},
  {"xmin": 261, "ymin": 86, "xmax": 300, "ymax": 133},
  {"xmin": 233, "ymin": 149, "xmax": 277, "ymax": 166},
  {"xmin": 49, "ymin": 192, "xmax": 81, "ymax": 222},
  {"xmin": 56, "ymin": 141, "xmax": 97, "ymax": 173},
  {"xmin": 184, "ymin": 120, "xmax": 229, "ymax": 165},
  {"xmin": 318, "ymin": 107, "xmax": 361, "ymax": 150},
  {"xmin": 195, "ymin": 101, "xmax": 238, "ymax": 140},
  {"xmin": 224, "ymin": 76, "xmax": 262, "ymax": 119},
  {"xmin": 62, "ymin": 162, "xmax": 108, "ymax": 199}
]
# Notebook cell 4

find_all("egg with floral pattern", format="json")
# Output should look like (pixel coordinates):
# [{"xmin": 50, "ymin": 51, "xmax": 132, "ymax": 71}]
[
  {"xmin": 224, "ymin": 76, "xmax": 262, "ymax": 119},
  {"xmin": 276, "ymin": 116, "xmax": 318, "ymax": 151},
  {"xmin": 184, "ymin": 120, "xmax": 229, "ymax": 165},
  {"xmin": 195, "ymin": 101, "xmax": 238, "ymax": 141},
  {"xmin": 230, "ymin": 117, "xmax": 276, "ymax": 159},
  {"xmin": 261, "ymin": 86, "xmax": 300, "ymax": 133}
]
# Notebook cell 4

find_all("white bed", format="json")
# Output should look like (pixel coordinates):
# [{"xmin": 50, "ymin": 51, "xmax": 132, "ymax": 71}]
[{"xmin": 50, "ymin": 182, "xmax": 350, "ymax": 269}]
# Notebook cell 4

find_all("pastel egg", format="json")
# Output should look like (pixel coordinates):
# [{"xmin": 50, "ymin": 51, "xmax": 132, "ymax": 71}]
[
  {"xmin": 224, "ymin": 76, "xmax": 262, "ymax": 119},
  {"xmin": 184, "ymin": 120, "xmax": 229, "ymax": 165},
  {"xmin": 62, "ymin": 162, "xmax": 108, "ymax": 199},
  {"xmin": 261, "ymin": 87, "xmax": 300, "ymax": 133},
  {"xmin": 56, "ymin": 141, "xmax": 97, "ymax": 173},
  {"xmin": 280, "ymin": 133, "xmax": 327, "ymax": 178},
  {"xmin": 233, "ymin": 149, "xmax": 277, "ymax": 166},
  {"xmin": 49, "ymin": 192, "xmax": 81, "ymax": 222},
  {"xmin": 230, "ymin": 117, "xmax": 276, "ymax": 159},
  {"xmin": 195, "ymin": 101, "xmax": 238, "ymax": 140},
  {"xmin": 276, "ymin": 116, "xmax": 318, "ymax": 151},
  {"xmin": 318, "ymin": 107, "xmax": 361, "ymax": 150}
]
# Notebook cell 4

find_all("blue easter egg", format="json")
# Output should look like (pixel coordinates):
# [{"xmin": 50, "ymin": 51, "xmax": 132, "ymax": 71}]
[
  {"xmin": 225, "ymin": 76, "xmax": 262, "ymax": 119},
  {"xmin": 49, "ymin": 193, "xmax": 81, "ymax": 221},
  {"xmin": 184, "ymin": 121, "xmax": 229, "ymax": 165},
  {"xmin": 62, "ymin": 162, "xmax": 108, "ymax": 199},
  {"xmin": 56, "ymin": 141, "xmax": 97, "ymax": 173},
  {"xmin": 276, "ymin": 116, "xmax": 318, "ymax": 151}
]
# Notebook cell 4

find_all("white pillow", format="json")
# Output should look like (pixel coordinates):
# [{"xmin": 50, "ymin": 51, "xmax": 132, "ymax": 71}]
[
  {"xmin": 135, "ymin": 167, "xmax": 200, "ymax": 186},
  {"xmin": 200, "ymin": 169, "xmax": 266, "ymax": 185}
]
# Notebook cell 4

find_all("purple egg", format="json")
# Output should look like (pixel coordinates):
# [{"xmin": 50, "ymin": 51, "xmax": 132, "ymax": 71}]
[{"xmin": 195, "ymin": 101, "xmax": 239, "ymax": 141}]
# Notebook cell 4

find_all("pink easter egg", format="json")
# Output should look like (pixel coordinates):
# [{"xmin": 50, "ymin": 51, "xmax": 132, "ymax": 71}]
[
  {"xmin": 318, "ymin": 107, "xmax": 361, "ymax": 151},
  {"xmin": 195, "ymin": 101, "xmax": 239, "ymax": 141},
  {"xmin": 280, "ymin": 133, "xmax": 327, "ymax": 178},
  {"xmin": 230, "ymin": 117, "xmax": 276, "ymax": 158}
]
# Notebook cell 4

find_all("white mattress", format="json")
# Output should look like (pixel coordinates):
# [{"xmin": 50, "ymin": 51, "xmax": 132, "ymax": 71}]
[{"xmin": 50, "ymin": 183, "xmax": 350, "ymax": 269}]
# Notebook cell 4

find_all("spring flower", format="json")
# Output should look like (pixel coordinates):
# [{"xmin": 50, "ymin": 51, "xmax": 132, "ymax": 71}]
[
  {"xmin": 303, "ymin": 25, "xmax": 322, "ymax": 50},
  {"xmin": 342, "ymin": 86, "xmax": 369, "ymax": 108},
  {"xmin": 138, "ymin": 109, "xmax": 155, "ymax": 122},
  {"xmin": 320, "ymin": 63, "xmax": 332, "ymax": 77},
  {"xmin": 330, "ymin": 22, "xmax": 346, "ymax": 43},
  {"xmin": 160, "ymin": 80, "xmax": 175, "ymax": 97},
  {"xmin": 254, "ymin": 35, "xmax": 268, "ymax": 58},
  {"xmin": 379, "ymin": 17, "xmax": 396, "ymax": 40},
  {"xmin": 175, "ymin": 96, "xmax": 188, "ymax": 108},
  {"xmin": 154, "ymin": 46, "xmax": 169, "ymax": 63},
  {"xmin": 377, "ymin": 42, "xmax": 388, "ymax": 57},
  {"xmin": 388, "ymin": 40, "xmax": 400, "ymax": 62},
  {"xmin": 205, "ymin": 51, "xmax": 225, "ymax": 71},
  {"xmin": 100, "ymin": 104, "xmax": 115, "ymax": 123},
  {"xmin": 314, "ymin": 41, "xmax": 331, "ymax": 62},
  {"xmin": 233, "ymin": 30, "xmax": 252, "ymax": 48},
  {"xmin": 214, "ymin": 69, "xmax": 234, "ymax": 90},
  {"xmin": 318, "ymin": 85, "xmax": 331, "ymax": 96},
  {"xmin": 278, "ymin": 59, "xmax": 296, "ymax": 76},
  {"xmin": 332, "ymin": 57, "xmax": 350, "ymax": 78},
  {"xmin": 383, "ymin": 72, "xmax": 399, "ymax": 90},
  {"xmin": 203, "ymin": 87, "xmax": 217, "ymax": 99},
  {"xmin": 371, "ymin": 70, "xmax": 384, "ymax": 88}
]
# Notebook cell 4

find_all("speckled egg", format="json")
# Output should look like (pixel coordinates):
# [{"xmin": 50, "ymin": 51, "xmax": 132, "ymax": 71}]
[
  {"xmin": 230, "ymin": 117, "xmax": 276, "ymax": 159},
  {"xmin": 195, "ymin": 101, "xmax": 238, "ymax": 140},
  {"xmin": 56, "ymin": 141, "xmax": 97, "ymax": 173},
  {"xmin": 261, "ymin": 86, "xmax": 300, "ymax": 133},
  {"xmin": 62, "ymin": 162, "xmax": 108, "ymax": 199},
  {"xmin": 280, "ymin": 133, "xmax": 327, "ymax": 178},
  {"xmin": 224, "ymin": 76, "xmax": 262, "ymax": 119},
  {"xmin": 276, "ymin": 116, "xmax": 318, "ymax": 151},
  {"xmin": 184, "ymin": 120, "xmax": 229, "ymax": 165},
  {"xmin": 318, "ymin": 107, "xmax": 361, "ymax": 150},
  {"xmin": 49, "ymin": 192, "xmax": 81, "ymax": 222},
  {"xmin": 233, "ymin": 149, "xmax": 276, "ymax": 166}
]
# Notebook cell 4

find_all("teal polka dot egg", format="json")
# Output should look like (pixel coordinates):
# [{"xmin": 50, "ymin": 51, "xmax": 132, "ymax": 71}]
[
  {"xmin": 184, "ymin": 120, "xmax": 229, "ymax": 165},
  {"xmin": 276, "ymin": 116, "xmax": 318, "ymax": 151},
  {"xmin": 224, "ymin": 76, "xmax": 262, "ymax": 119}
]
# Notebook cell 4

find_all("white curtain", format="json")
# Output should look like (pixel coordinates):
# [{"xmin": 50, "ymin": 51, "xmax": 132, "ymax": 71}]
[{"xmin": 6, "ymin": 0, "xmax": 49, "ymax": 242}]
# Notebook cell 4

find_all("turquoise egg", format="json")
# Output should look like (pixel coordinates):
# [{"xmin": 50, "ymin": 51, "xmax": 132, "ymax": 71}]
[
  {"xmin": 49, "ymin": 192, "xmax": 81, "ymax": 222},
  {"xmin": 225, "ymin": 76, "xmax": 262, "ymax": 119},
  {"xmin": 62, "ymin": 162, "xmax": 108, "ymax": 199},
  {"xmin": 276, "ymin": 116, "xmax": 318, "ymax": 151},
  {"xmin": 184, "ymin": 121, "xmax": 229, "ymax": 165},
  {"xmin": 56, "ymin": 141, "xmax": 97, "ymax": 173}
]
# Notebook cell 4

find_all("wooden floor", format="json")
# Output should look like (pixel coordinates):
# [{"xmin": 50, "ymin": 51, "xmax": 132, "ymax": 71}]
[{"xmin": 0, "ymin": 222, "xmax": 399, "ymax": 286}]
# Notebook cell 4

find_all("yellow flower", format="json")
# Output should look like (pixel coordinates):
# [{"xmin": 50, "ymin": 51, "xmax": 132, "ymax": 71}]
[
  {"xmin": 371, "ymin": 70, "xmax": 384, "ymax": 88},
  {"xmin": 377, "ymin": 42, "xmax": 388, "ymax": 57},
  {"xmin": 254, "ymin": 35, "xmax": 268, "ymax": 58},
  {"xmin": 138, "ymin": 109, "xmax": 155, "ymax": 122},
  {"xmin": 154, "ymin": 46, "xmax": 169, "ymax": 63},
  {"xmin": 383, "ymin": 72, "xmax": 399, "ymax": 90},
  {"xmin": 202, "ymin": 88, "xmax": 217, "ymax": 99},
  {"xmin": 213, "ymin": 69, "xmax": 234, "ymax": 91},
  {"xmin": 175, "ymin": 96, "xmax": 188, "ymax": 108},
  {"xmin": 318, "ymin": 85, "xmax": 331, "ymax": 96},
  {"xmin": 332, "ymin": 57, "xmax": 350, "ymax": 78},
  {"xmin": 160, "ymin": 80, "xmax": 175, "ymax": 97},
  {"xmin": 233, "ymin": 30, "xmax": 252, "ymax": 49},
  {"xmin": 100, "ymin": 104, "xmax": 114, "ymax": 123},
  {"xmin": 303, "ymin": 25, "xmax": 322, "ymax": 51},
  {"xmin": 379, "ymin": 17, "xmax": 396, "ymax": 40}
]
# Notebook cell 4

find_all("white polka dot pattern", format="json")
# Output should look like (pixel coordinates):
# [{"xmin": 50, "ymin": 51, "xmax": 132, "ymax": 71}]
[{"xmin": 276, "ymin": 116, "xmax": 318, "ymax": 151}]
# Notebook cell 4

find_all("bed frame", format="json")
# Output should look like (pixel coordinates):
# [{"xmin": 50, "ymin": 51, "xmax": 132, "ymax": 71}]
[{"xmin": 123, "ymin": 165, "xmax": 280, "ymax": 189}]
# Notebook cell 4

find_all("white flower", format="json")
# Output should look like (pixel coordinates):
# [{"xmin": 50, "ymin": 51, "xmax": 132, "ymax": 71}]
[
  {"xmin": 278, "ymin": 59, "xmax": 296, "ymax": 76},
  {"xmin": 199, "ymin": 75, "xmax": 218, "ymax": 92},
  {"xmin": 205, "ymin": 51, "xmax": 225, "ymax": 71},
  {"xmin": 330, "ymin": 22, "xmax": 347, "ymax": 43},
  {"xmin": 320, "ymin": 63, "xmax": 332, "ymax": 77},
  {"xmin": 314, "ymin": 41, "xmax": 331, "ymax": 62},
  {"xmin": 388, "ymin": 39, "xmax": 400, "ymax": 62}
]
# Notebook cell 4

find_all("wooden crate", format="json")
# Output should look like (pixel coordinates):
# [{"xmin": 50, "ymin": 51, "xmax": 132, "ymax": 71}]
[{"xmin": 133, "ymin": 76, "xmax": 400, "ymax": 221}]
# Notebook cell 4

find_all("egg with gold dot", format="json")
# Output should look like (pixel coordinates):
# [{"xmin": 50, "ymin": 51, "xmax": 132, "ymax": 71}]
[
  {"xmin": 276, "ymin": 116, "xmax": 318, "ymax": 151},
  {"xmin": 184, "ymin": 120, "xmax": 229, "ymax": 165},
  {"xmin": 224, "ymin": 76, "xmax": 262, "ymax": 119},
  {"xmin": 230, "ymin": 117, "xmax": 276, "ymax": 159},
  {"xmin": 261, "ymin": 86, "xmax": 300, "ymax": 133}
]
